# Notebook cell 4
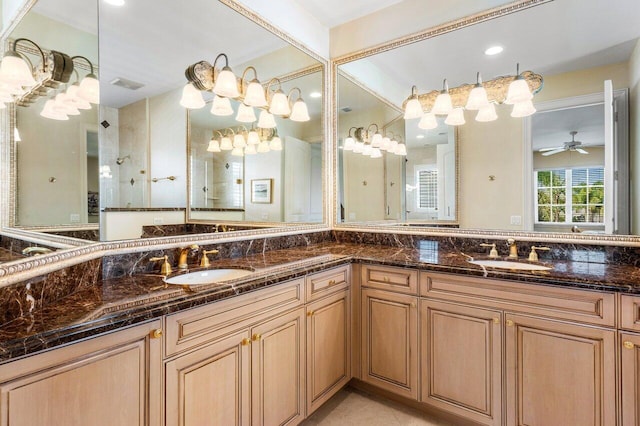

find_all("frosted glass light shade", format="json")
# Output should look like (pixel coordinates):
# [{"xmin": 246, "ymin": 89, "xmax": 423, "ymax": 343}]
[
  {"xmin": 55, "ymin": 93, "xmax": 80, "ymax": 115},
  {"xmin": 403, "ymin": 97, "xmax": 423, "ymax": 120},
  {"xmin": 389, "ymin": 139, "xmax": 399, "ymax": 152},
  {"xmin": 244, "ymin": 144, "xmax": 257, "ymax": 155},
  {"xmin": 210, "ymin": 95, "xmax": 234, "ymax": 116},
  {"xmin": 207, "ymin": 139, "xmax": 221, "ymax": 152},
  {"xmin": 269, "ymin": 136, "xmax": 283, "ymax": 151},
  {"xmin": 394, "ymin": 143, "xmax": 407, "ymax": 156},
  {"xmin": 268, "ymin": 90, "xmax": 290, "ymax": 116},
  {"xmin": 66, "ymin": 84, "xmax": 91, "ymax": 110},
  {"xmin": 362, "ymin": 144, "xmax": 372, "ymax": 156},
  {"xmin": 244, "ymin": 80, "xmax": 267, "ymax": 107},
  {"xmin": 0, "ymin": 52, "xmax": 36, "ymax": 87},
  {"xmin": 370, "ymin": 133, "xmax": 382, "ymax": 148},
  {"xmin": 40, "ymin": 99, "xmax": 69, "ymax": 120},
  {"xmin": 476, "ymin": 103, "xmax": 498, "ymax": 122},
  {"xmin": 431, "ymin": 92, "xmax": 453, "ymax": 115},
  {"xmin": 353, "ymin": 141, "xmax": 364, "ymax": 153},
  {"xmin": 343, "ymin": 137, "xmax": 355, "ymax": 151},
  {"xmin": 380, "ymin": 137, "xmax": 391, "ymax": 151},
  {"xmin": 213, "ymin": 67, "xmax": 240, "ymax": 98},
  {"xmin": 236, "ymin": 103, "xmax": 256, "ymax": 123},
  {"xmin": 289, "ymin": 99, "xmax": 310, "ymax": 122},
  {"xmin": 77, "ymin": 74, "xmax": 100, "ymax": 104},
  {"xmin": 257, "ymin": 140, "xmax": 270, "ymax": 153},
  {"xmin": 220, "ymin": 136, "xmax": 233, "ymax": 150},
  {"xmin": 180, "ymin": 83, "xmax": 205, "ymax": 109},
  {"xmin": 418, "ymin": 112, "xmax": 438, "ymax": 130},
  {"xmin": 257, "ymin": 110, "xmax": 277, "ymax": 128},
  {"xmin": 247, "ymin": 130, "xmax": 260, "ymax": 145},
  {"xmin": 231, "ymin": 147, "xmax": 244, "ymax": 157},
  {"xmin": 510, "ymin": 99, "xmax": 536, "ymax": 118},
  {"xmin": 233, "ymin": 134, "xmax": 246, "ymax": 148},
  {"xmin": 445, "ymin": 107, "xmax": 465, "ymax": 126},
  {"xmin": 465, "ymin": 86, "xmax": 490, "ymax": 110},
  {"xmin": 505, "ymin": 78, "xmax": 533, "ymax": 104},
  {"xmin": 370, "ymin": 148, "xmax": 382, "ymax": 158}
]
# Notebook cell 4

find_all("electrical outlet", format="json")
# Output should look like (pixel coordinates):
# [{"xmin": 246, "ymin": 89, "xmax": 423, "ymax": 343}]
[
  {"xmin": 153, "ymin": 217, "xmax": 164, "ymax": 225},
  {"xmin": 510, "ymin": 215, "xmax": 522, "ymax": 225},
  {"xmin": 70, "ymin": 214, "xmax": 80, "ymax": 223}
]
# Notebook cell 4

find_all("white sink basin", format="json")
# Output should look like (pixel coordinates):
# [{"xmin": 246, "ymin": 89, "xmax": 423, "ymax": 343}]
[
  {"xmin": 164, "ymin": 269, "xmax": 254, "ymax": 286},
  {"xmin": 467, "ymin": 260, "xmax": 552, "ymax": 271}
]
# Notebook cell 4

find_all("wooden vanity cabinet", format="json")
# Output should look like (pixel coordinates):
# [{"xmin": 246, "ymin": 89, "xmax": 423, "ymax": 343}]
[
  {"xmin": 0, "ymin": 320, "xmax": 163, "ymax": 426},
  {"xmin": 420, "ymin": 299, "xmax": 502, "ymax": 426}
]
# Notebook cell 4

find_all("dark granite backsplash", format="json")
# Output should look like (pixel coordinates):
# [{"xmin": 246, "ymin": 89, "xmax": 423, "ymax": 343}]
[
  {"xmin": 44, "ymin": 229, "xmax": 100, "ymax": 242},
  {"xmin": 0, "ymin": 258, "xmax": 101, "ymax": 327},
  {"xmin": 0, "ymin": 235, "xmax": 57, "ymax": 256},
  {"xmin": 103, "ymin": 230, "xmax": 335, "ymax": 279},
  {"xmin": 141, "ymin": 223, "xmax": 266, "ymax": 238},
  {"xmin": 332, "ymin": 230, "xmax": 640, "ymax": 266}
]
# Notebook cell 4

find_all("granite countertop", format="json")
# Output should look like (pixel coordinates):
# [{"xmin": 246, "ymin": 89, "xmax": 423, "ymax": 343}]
[{"xmin": 2, "ymin": 241, "xmax": 640, "ymax": 362}]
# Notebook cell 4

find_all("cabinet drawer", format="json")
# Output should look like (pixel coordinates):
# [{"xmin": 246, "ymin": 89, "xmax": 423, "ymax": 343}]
[
  {"xmin": 421, "ymin": 272, "xmax": 615, "ymax": 327},
  {"xmin": 621, "ymin": 295, "xmax": 640, "ymax": 331},
  {"xmin": 361, "ymin": 264, "xmax": 418, "ymax": 295},
  {"xmin": 306, "ymin": 265, "xmax": 349, "ymax": 302},
  {"xmin": 164, "ymin": 278, "xmax": 304, "ymax": 357}
]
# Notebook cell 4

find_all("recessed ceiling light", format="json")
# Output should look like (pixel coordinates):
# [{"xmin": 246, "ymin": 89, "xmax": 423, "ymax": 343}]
[
  {"xmin": 105, "ymin": 0, "xmax": 125, "ymax": 6},
  {"xmin": 416, "ymin": 134, "xmax": 425, "ymax": 139},
  {"xmin": 484, "ymin": 46, "xmax": 503, "ymax": 56},
  {"xmin": 310, "ymin": 91, "xmax": 322, "ymax": 98}
]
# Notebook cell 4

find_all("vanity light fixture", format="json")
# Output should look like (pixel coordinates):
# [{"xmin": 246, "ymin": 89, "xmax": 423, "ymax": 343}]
[
  {"xmin": 247, "ymin": 128, "xmax": 260, "ymax": 145},
  {"xmin": 403, "ymin": 64, "xmax": 542, "ymax": 126},
  {"xmin": 235, "ymin": 102, "xmax": 256, "ymax": 123},
  {"xmin": 220, "ymin": 133, "xmax": 233, "ymax": 151},
  {"xmin": 368, "ymin": 124, "xmax": 382, "ymax": 147},
  {"xmin": 233, "ymin": 132, "xmax": 247, "ymax": 148},
  {"xmin": 343, "ymin": 127, "xmax": 357, "ymax": 151},
  {"xmin": 207, "ymin": 131, "xmax": 223, "ymax": 152},
  {"xmin": 403, "ymin": 85, "xmax": 423, "ymax": 119},
  {"xmin": 380, "ymin": 135, "xmax": 391, "ymax": 151},
  {"xmin": 180, "ymin": 83, "xmax": 206, "ymax": 109},
  {"xmin": 72, "ymin": 55, "xmax": 100, "ymax": 104},
  {"xmin": 210, "ymin": 95, "xmax": 234, "ymax": 116},
  {"xmin": 344, "ymin": 125, "xmax": 406, "ymax": 158},
  {"xmin": 40, "ymin": 99, "xmax": 69, "ymax": 120},
  {"xmin": 212, "ymin": 53, "xmax": 240, "ymax": 98},
  {"xmin": 269, "ymin": 133, "xmax": 283, "ymax": 151},
  {"xmin": 231, "ymin": 146, "xmax": 244, "ymax": 157},
  {"xmin": 257, "ymin": 140, "xmax": 270, "ymax": 153},
  {"xmin": 288, "ymin": 87, "xmax": 310, "ymax": 122},
  {"xmin": 244, "ymin": 143, "xmax": 257, "ymax": 155},
  {"xmin": 240, "ymin": 66, "xmax": 267, "ymax": 107},
  {"xmin": 431, "ymin": 79, "xmax": 453, "ymax": 115},
  {"xmin": 266, "ymin": 78, "xmax": 291, "ymax": 116},
  {"xmin": 257, "ymin": 109, "xmax": 277, "ymax": 128},
  {"xmin": 0, "ymin": 38, "xmax": 41, "ymax": 89}
]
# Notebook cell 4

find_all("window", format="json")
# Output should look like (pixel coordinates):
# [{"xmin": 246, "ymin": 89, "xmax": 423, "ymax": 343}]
[
  {"xmin": 536, "ymin": 167, "xmax": 604, "ymax": 224},
  {"xmin": 416, "ymin": 167, "xmax": 438, "ymax": 210}
]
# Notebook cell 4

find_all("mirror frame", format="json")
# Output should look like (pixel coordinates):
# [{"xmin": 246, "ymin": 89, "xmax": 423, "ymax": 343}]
[{"xmin": 331, "ymin": 0, "xmax": 640, "ymax": 245}]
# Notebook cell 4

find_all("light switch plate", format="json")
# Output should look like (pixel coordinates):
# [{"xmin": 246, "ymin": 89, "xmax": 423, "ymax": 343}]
[{"xmin": 510, "ymin": 215, "xmax": 522, "ymax": 225}]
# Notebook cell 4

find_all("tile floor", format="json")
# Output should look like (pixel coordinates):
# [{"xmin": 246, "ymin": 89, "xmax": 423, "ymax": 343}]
[{"xmin": 300, "ymin": 387, "xmax": 457, "ymax": 425}]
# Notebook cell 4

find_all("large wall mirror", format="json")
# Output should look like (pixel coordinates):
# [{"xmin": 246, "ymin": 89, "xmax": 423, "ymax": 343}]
[
  {"xmin": 3, "ymin": 0, "xmax": 326, "ymax": 244},
  {"xmin": 336, "ymin": 0, "xmax": 640, "ymax": 238}
]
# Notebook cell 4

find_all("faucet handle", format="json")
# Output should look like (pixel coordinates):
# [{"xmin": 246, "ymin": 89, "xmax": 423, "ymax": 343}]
[
  {"xmin": 479, "ymin": 243, "xmax": 499, "ymax": 258},
  {"xmin": 528, "ymin": 246, "xmax": 550, "ymax": 262},
  {"xmin": 150, "ymin": 255, "xmax": 172, "ymax": 276},
  {"xmin": 200, "ymin": 249, "xmax": 219, "ymax": 268}
]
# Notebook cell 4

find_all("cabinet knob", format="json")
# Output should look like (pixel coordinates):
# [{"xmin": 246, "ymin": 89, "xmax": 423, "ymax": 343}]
[
  {"xmin": 328, "ymin": 279, "xmax": 336, "ymax": 286},
  {"xmin": 410, "ymin": 302, "xmax": 416, "ymax": 308},
  {"xmin": 493, "ymin": 318, "xmax": 500, "ymax": 324},
  {"xmin": 252, "ymin": 333, "xmax": 262, "ymax": 341},
  {"xmin": 506, "ymin": 320, "xmax": 514, "ymax": 327},
  {"xmin": 624, "ymin": 341, "xmax": 635, "ymax": 349},
  {"xmin": 383, "ymin": 276, "xmax": 390, "ymax": 283},
  {"xmin": 307, "ymin": 311, "xmax": 314, "ymax": 317},
  {"xmin": 241, "ymin": 338, "xmax": 251, "ymax": 346},
  {"xmin": 150, "ymin": 329, "xmax": 163, "ymax": 339}
]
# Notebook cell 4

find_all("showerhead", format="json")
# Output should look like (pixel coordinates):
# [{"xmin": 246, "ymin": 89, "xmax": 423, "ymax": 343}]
[{"xmin": 116, "ymin": 155, "xmax": 130, "ymax": 165}]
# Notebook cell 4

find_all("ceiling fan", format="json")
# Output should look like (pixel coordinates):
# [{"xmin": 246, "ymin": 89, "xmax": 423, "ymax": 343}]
[{"xmin": 539, "ymin": 131, "xmax": 589, "ymax": 156}]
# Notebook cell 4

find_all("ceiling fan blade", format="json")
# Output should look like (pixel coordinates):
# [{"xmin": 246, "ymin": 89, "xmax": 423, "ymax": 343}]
[
  {"xmin": 576, "ymin": 148, "xmax": 589, "ymax": 154},
  {"xmin": 539, "ymin": 146, "xmax": 564, "ymax": 152},
  {"xmin": 541, "ymin": 148, "xmax": 566, "ymax": 156}
]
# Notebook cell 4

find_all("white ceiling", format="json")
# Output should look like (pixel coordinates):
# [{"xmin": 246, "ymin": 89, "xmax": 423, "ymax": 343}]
[
  {"xmin": 32, "ymin": 0, "xmax": 97, "ymax": 35},
  {"xmin": 294, "ymin": 0, "xmax": 403, "ymax": 28},
  {"xmin": 532, "ymin": 103, "xmax": 604, "ymax": 150}
]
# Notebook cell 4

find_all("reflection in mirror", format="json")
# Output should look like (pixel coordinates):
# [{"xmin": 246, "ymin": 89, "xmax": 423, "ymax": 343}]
[
  {"xmin": 98, "ymin": 0, "xmax": 324, "ymax": 240},
  {"xmin": 337, "ymin": 0, "xmax": 640, "ymax": 235},
  {"xmin": 8, "ymin": 0, "xmax": 99, "ymax": 239},
  {"xmin": 337, "ymin": 73, "xmax": 457, "ymax": 224},
  {"xmin": 188, "ymin": 70, "xmax": 323, "ymax": 224}
]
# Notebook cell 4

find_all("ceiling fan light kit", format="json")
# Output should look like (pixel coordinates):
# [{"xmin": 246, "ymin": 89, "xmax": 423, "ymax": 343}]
[{"xmin": 539, "ymin": 131, "xmax": 590, "ymax": 156}]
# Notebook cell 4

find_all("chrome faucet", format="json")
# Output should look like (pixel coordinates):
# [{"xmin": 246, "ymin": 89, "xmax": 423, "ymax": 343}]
[
  {"xmin": 507, "ymin": 239, "xmax": 518, "ymax": 259},
  {"xmin": 178, "ymin": 244, "xmax": 199, "ymax": 270},
  {"xmin": 22, "ymin": 246, "xmax": 53, "ymax": 256}
]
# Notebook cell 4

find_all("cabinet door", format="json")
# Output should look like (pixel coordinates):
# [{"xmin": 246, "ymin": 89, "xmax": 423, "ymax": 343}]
[
  {"xmin": 361, "ymin": 288, "xmax": 418, "ymax": 399},
  {"xmin": 251, "ymin": 308, "xmax": 305, "ymax": 426},
  {"xmin": 165, "ymin": 329, "xmax": 251, "ymax": 426},
  {"xmin": 420, "ymin": 300, "xmax": 502, "ymax": 425},
  {"xmin": 505, "ymin": 314, "xmax": 616, "ymax": 426},
  {"xmin": 307, "ymin": 289, "xmax": 351, "ymax": 415},
  {"xmin": 621, "ymin": 332, "xmax": 640, "ymax": 425},
  {"xmin": 0, "ymin": 320, "xmax": 162, "ymax": 426}
]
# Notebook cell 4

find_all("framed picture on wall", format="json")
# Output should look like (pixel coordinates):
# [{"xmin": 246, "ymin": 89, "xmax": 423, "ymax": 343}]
[{"xmin": 251, "ymin": 178, "xmax": 272, "ymax": 204}]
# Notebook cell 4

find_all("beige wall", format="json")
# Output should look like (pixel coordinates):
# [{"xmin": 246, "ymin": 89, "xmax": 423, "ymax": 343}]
[{"xmin": 630, "ymin": 39, "xmax": 640, "ymax": 233}]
